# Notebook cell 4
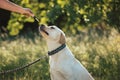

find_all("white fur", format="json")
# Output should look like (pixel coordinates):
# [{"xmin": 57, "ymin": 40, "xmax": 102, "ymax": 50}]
[{"xmin": 40, "ymin": 25, "xmax": 94, "ymax": 80}]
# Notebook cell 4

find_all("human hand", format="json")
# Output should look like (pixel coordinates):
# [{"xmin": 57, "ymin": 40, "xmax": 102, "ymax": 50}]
[{"xmin": 22, "ymin": 8, "xmax": 34, "ymax": 17}]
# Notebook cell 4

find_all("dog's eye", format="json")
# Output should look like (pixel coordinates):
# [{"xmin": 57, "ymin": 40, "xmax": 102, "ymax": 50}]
[{"xmin": 50, "ymin": 27, "xmax": 55, "ymax": 29}]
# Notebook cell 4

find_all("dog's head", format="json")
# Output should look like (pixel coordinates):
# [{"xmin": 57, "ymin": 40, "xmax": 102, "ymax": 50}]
[{"xmin": 39, "ymin": 24, "xmax": 66, "ymax": 44}]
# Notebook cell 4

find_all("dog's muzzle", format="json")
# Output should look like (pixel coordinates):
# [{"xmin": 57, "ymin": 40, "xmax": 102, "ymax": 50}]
[{"xmin": 39, "ymin": 24, "xmax": 49, "ymax": 35}]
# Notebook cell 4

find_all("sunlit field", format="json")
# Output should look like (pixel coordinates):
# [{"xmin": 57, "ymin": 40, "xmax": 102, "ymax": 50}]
[{"xmin": 0, "ymin": 28, "xmax": 120, "ymax": 80}]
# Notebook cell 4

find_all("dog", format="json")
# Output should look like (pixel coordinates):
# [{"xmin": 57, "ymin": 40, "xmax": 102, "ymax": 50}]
[{"xmin": 39, "ymin": 25, "xmax": 94, "ymax": 80}]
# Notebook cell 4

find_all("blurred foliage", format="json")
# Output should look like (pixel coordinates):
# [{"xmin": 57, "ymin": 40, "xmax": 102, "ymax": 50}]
[{"xmin": 1, "ymin": 0, "xmax": 119, "ymax": 35}]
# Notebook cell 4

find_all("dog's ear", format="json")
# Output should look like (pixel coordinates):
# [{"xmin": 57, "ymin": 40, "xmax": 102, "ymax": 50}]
[{"xmin": 59, "ymin": 33, "xmax": 66, "ymax": 44}]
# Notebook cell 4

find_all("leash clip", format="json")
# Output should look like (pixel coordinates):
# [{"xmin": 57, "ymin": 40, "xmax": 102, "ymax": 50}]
[{"xmin": 33, "ymin": 16, "xmax": 39, "ymax": 22}]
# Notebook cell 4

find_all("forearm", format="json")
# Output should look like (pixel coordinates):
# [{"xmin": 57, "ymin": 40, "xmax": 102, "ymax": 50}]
[{"xmin": 0, "ymin": 0, "xmax": 25, "ymax": 14}]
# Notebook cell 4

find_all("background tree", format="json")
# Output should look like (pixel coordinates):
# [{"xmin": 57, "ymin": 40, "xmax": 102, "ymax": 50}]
[{"xmin": 0, "ymin": 0, "xmax": 119, "ymax": 35}]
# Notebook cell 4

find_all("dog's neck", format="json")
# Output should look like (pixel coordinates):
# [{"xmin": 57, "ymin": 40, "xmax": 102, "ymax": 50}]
[
  {"xmin": 48, "ymin": 44, "xmax": 66, "ymax": 56},
  {"xmin": 47, "ymin": 41, "xmax": 63, "ymax": 52}
]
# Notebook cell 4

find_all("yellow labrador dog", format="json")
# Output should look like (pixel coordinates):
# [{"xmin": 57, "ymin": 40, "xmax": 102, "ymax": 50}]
[{"xmin": 39, "ymin": 25, "xmax": 94, "ymax": 80}]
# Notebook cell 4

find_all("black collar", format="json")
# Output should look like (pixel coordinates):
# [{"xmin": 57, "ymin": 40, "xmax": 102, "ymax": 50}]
[{"xmin": 48, "ymin": 44, "xmax": 66, "ymax": 56}]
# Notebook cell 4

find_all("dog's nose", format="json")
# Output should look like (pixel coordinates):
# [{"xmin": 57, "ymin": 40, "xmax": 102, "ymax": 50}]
[
  {"xmin": 40, "ymin": 24, "xmax": 45, "ymax": 27},
  {"xmin": 40, "ymin": 24, "xmax": 45, "ymax": 30}
]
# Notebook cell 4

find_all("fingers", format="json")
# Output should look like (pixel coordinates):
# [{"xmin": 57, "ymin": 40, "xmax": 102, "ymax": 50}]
[{"xmin": 23, "ymin": 8, "xmax": 34, "ymax": 17}]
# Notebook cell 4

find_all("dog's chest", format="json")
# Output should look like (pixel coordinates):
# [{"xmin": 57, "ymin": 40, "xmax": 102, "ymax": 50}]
[
  {"xmin": 49, "ymin": 57, "xmax": 61, "ymax": 69},
  {"xmin": 49, "ymin": 53, "xmax": 74, "ymax": 70}
]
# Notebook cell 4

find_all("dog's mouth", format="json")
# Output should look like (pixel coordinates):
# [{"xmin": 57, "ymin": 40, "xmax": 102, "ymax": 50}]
[{"xmin": 39, "ymin": 24, "xmax": 49, "ymax": 35}]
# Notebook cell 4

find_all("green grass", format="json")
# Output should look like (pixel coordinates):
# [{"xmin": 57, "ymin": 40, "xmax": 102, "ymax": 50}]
[{"xmin": 0, "ymin": 28, "xmax": 120, "ymax": 80}]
